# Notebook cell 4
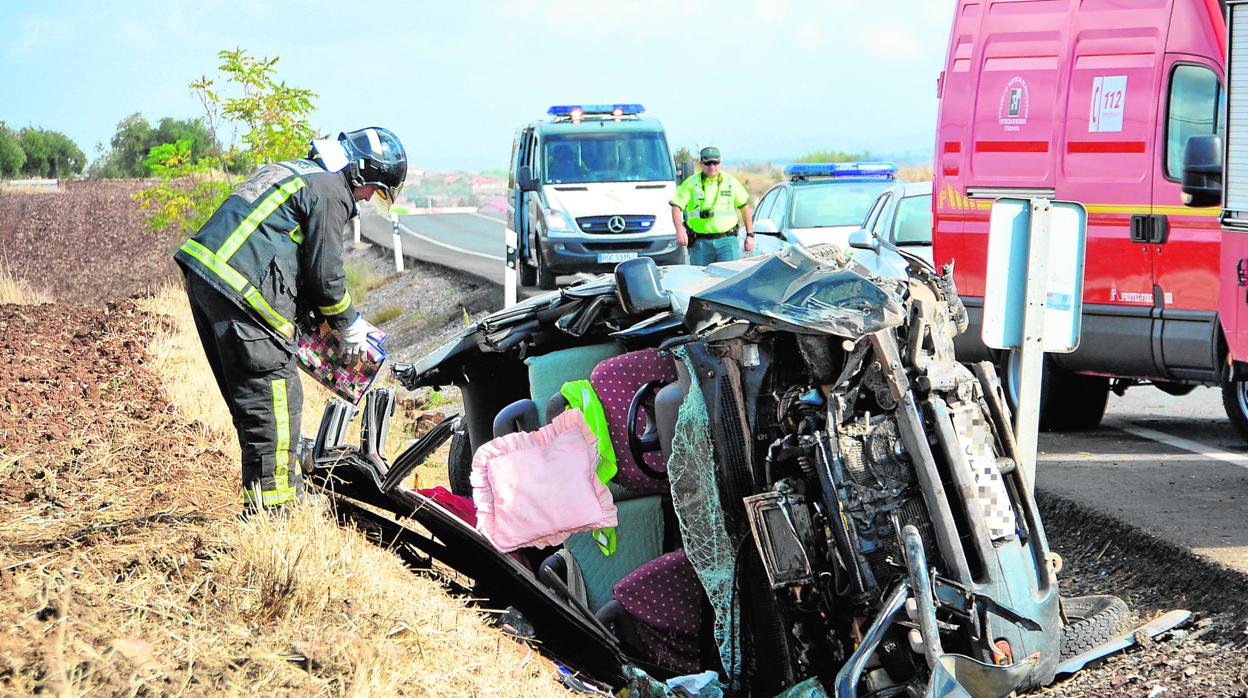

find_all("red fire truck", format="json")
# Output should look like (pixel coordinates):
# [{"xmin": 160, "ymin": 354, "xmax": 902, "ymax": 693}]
[{"xmin": 932, "ymin": 0, "xmax": 1239, "ymax": 434}]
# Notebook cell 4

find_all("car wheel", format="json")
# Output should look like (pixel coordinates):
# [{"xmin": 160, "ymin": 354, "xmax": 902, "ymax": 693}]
[
  {"xmin": 447, "ymin": 428, "xmax": 473, "ymax": 498},
  {"xmin": 1220, "ymin": 375, "xmax": 1248, "ymax": 441},
  {"xmin": 1059, "ymin": 595, "xmax": 1131, "ymax": 661},
  {"xmin": 1002, "ymin": 350, "xmax": 1108, "ymax": 432},
  {"xmin": 536, "ymin": 243, "xmax": 556, "ymax": 290}
]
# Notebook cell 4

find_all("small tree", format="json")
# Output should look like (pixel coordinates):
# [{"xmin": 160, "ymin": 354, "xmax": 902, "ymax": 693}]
[
  {"xmin": 0, "ymin": 125, "xmax": 25, "ymax": 177},
  {"xmin": 192, "ymin": 48, "xmax": 318, "ymax": 173},
  {"xmin": 18, "ymin": 129, "xmax": 50, "ymax": 177},
  {"xmin": 133, "ymin": 139, "xmax": 231, "ymax": 235},
  {"xmin": 136, "ymin": 48, "xmax": 319, "ymax": 234},
  {"xmin": 42, "ymin": 131, "xmax": 85, "ymax": 178}
]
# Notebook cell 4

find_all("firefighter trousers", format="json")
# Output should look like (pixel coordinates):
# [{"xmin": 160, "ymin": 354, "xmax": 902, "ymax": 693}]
[{"xmin": 184, "ymin": 272, "xmax": 304, "ymax": 512}]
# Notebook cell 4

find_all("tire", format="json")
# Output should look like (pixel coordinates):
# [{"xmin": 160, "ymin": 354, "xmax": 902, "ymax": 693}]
[
  {"xmin": 1220, "ymin": 377, "xmax": 1248, "ymax": 441},
  {"xmin": 1059, "ymin": 595, "xmax": 1131, "ymax": 661},
  {"xmin": 535, "ymin": 242, "xmax": 556, "ymax": 290},
  {"xmin": 1043, "ymin": 369, "xmax": 1109, "ymax": 431},
  {"xmin": 518, "ymin": 250, "xmax": 537, "ymax": 287},
  {"xmin": 1002, "ymin": 351, "xmax": 1108, "ymax": 432},
  {"xmin": 447, "ymin": 429, "xmax": 473, "ymax": 498}
]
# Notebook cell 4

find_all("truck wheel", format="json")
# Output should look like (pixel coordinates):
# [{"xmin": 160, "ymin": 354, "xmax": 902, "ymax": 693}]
[
  {"xmin": 536, "ymin": 244, "xmax": 556, "ymax": 290},
  {"xmin": 1002, "ymin": 351, "xmax": 1108, "ymax": 431},
  {"xmin": 1044, "ymin": 369, "xmax": 1109, "ymax": 431},
  {"xmin": 1059, "ymin": 595, "xmax": 1131, "ymax": 661},
  {"xmin": 1220, "ymin": 376, "xmax": 1248, "ymax": 440}
]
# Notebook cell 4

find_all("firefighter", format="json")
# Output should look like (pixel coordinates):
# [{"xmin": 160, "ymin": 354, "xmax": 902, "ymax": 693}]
[{"xmin": 175, "ymin": 127, "xmax": 407, "ymax": 513}]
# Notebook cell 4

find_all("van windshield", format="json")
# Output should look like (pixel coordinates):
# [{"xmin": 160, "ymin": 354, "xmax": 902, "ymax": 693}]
[
  {"xmin": 791, "ymin": 181, "xmax": 894, "ymax": 228},
  {"xmin": 543, "ymin": 131, "xmax": 674, "ymax": 184}
]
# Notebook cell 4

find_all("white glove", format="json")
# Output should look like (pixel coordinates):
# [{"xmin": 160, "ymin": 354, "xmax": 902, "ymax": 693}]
[{"xmin": 339, "ymin": 312, "xmax": 380, "ymax": 365}]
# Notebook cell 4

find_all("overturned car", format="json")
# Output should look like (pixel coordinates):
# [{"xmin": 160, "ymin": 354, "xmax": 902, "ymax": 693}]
[{"xmin": 304, "ymin": 244, "xmax": 1166, "ymax": 696}]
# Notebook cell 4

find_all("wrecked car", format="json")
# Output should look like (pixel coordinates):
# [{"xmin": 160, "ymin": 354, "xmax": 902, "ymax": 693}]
[{"xmin": 303, "ymin": 243, "xmax": 1168, "ymax": 696}]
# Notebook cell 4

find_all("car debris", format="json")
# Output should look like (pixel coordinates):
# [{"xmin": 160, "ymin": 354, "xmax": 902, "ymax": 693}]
[{"xmin": 304, "ymin": 244, "xmax": 1188, "ymax": 696}]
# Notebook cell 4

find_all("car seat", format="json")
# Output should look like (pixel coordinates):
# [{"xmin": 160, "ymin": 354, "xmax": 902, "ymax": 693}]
[{"xmin": 604, "ymin": 549, "xmax": 706, "ymax": 672}]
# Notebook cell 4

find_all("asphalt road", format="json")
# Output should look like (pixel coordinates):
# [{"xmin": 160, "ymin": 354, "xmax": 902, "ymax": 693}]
[
  {"xmin": 360, "ymin": 212, "xmax": 590, "ymax": 292},
  {"xmin": 359, "ymin": 212, "xmax": 506, "ymax": 284},
  {"xmin": 1037, "ymin": 385, "xmax": 1248, "ymax": 573},
  {"xmin": 357, "ymin": 213, "xmax": 1248, "ymax": 575}
]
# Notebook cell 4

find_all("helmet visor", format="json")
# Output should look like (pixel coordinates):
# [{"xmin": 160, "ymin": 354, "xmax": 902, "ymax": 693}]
[{"xmin": 372, "ymin": 185, "xmax": 395, "ymax": 214}]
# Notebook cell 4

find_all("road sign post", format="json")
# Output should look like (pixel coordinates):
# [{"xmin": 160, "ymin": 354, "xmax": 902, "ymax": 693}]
[
  {"xmin": 353, "ymin": 216, "xmax": 361, "ymax": 246},
  {"xmin": 389, "ymin": 212, "xmax": 404, "ymax": 273},
  {"xmin": 982, "ymin": 197, "xmax": 1087, "ymax": 492},
  {"xmin": 504, "ymin": 228, "xmax": 519, "ymax": 308}
]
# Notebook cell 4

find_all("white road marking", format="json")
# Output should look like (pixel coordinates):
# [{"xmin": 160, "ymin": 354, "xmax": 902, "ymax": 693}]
[
  {"xmin": 397, "ymin": 221, "xmax": 505, "ymax": 262},
  {"xmin": 1118, "ymin": 425, "xmax": 1248, "ymax": 467},
  {"xmin": 469, "ymin": 212, "xmax": 506, "ymax": 224}
]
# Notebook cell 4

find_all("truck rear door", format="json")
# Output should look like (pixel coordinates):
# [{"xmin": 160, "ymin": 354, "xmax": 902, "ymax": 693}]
[{"xmin": 1055, "ymin": 0, "xmax": 1170, "ymax": 377}]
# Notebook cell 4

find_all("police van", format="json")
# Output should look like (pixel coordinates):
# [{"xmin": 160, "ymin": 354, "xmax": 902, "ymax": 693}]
[{"xmin": 507, "ymin": 104, "xmax": 682, "ymax": 290}]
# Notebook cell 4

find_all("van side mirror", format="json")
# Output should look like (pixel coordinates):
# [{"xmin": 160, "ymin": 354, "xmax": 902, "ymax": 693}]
[
  {"xmin": 848, "ymin": 229, "xmax": 879, "ymax": 251},
  {"xmin": 518, "ymin": 166, "xmax": 539, "ymax": 193},
  {"xmin": 1182, "ymin": 134, "xmax": 1222, "ymax": 208},
  {"xmin": 754, "ymin": 219, "xmax": 780, "ymax": 236},
  {"xmin": 675, "ymin": 161, "xmax": 694, "ymax": 182}
]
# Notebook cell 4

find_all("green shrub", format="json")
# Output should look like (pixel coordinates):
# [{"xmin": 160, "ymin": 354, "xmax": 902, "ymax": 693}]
[{"xmin": 373, "ymin": 304, "xmax": 403, "ymax": 325}]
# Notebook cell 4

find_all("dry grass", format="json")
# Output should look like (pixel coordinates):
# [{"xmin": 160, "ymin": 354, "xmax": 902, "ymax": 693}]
[
  {"xmin": 0, "ymin": 261, "xmax": 53, "ymax": 305},
  {"xmin": 897, "ymin": 163, "xmax": 933, "ymax": 182},
  {"xmin": 0, "ymin": 286, "xmax": 568, "ymax": 696}
]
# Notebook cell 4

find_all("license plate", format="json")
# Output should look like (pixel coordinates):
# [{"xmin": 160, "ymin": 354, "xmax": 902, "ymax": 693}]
[{"xmin": 597, "ymin": 252, "xmax": 638, "ymax": 263}]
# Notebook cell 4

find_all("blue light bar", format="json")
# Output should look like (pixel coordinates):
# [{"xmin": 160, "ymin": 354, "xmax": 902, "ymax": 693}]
[
  {"xmin": 547, "ymin": 103, "xmax": 646, "ymax": 117},
  {"xmin": 784, "ymin": 162, "xmax": 897, "ymax": 179}
]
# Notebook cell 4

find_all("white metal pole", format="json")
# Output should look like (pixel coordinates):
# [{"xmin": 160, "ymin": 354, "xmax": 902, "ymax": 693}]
[
  {"xmin": 353, "ymin": 216, "xmax": 361, "ymax": 246},
  {"xmin": 390, "ymin": 212, "xmax": 404, "ymax": 273},
  {"xmin": 503, "ymin": 227, "xmax": 519, "ymax": 308},
  {"xmin": 1014, "ymin": 197, "xmax": 1052, "ymax": 493}
]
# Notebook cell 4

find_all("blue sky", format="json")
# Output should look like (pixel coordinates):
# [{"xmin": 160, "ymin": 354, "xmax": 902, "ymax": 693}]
[{"xmin": 0, "ymin": 1, "xmax": 955, "ymax": 171}]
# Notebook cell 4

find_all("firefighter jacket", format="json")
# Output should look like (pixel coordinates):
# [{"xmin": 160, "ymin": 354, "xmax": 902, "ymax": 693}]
[{"xmin": 175, "ymin": 159, "xmax": 357, "ymax": 347}]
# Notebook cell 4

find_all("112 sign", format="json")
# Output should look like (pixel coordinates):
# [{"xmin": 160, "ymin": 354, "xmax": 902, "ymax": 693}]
[{"xmin": 1089, "ymin": 75, "xmax": 1127, "ymax": 133}]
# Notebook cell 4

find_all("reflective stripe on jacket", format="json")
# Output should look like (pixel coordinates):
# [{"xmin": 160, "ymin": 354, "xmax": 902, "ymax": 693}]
[
  {"xmin": 670, "ymin": 172, "xmax": 750, "ymax": 235},
  {"xmin": 174, "ymin": 159, "xmax": 357, "ymax": 346}
]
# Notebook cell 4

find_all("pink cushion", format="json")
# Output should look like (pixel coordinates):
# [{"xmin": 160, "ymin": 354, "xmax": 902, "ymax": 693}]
[
  {"xmin": 589, "ymin": 348, "xmax": 677, "ymax": 494},
  {"xmin": 471, "ymin": 409, "xmax": 617, "ymax": 552}
]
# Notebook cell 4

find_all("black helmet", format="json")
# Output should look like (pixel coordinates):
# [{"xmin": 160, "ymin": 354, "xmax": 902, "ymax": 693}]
[{"xmin": 339, "ymin": 127, "xmax": 407, "ymax": 211}]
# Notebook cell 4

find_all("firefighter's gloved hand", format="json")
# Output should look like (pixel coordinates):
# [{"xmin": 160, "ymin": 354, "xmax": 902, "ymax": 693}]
[{"xmin": 339, "ymin": 312, "xmax": 380, "ymax": 365}]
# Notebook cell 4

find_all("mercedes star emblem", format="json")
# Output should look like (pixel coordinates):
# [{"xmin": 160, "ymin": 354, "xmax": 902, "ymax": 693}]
[{"xmin": 606, "ymin": 216, "xmax": 627, "ymax": 233}]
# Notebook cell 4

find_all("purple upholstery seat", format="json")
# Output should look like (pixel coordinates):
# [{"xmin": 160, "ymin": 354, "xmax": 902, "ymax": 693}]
[
  {"xmin": 612, "ymin": 549, "xmax": 703, "ymax": 672},
  {"xmin": 589, "ymin": 348, "xmax": 677, "ymax": 494}
]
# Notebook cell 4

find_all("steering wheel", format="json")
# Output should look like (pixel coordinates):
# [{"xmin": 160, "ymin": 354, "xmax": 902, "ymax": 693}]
[{"xmin": 627, "ymin": 380, "xmax": 669, "ymax": 480}]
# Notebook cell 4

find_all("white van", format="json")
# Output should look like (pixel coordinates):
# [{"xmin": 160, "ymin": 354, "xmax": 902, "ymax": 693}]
[{"xmin": 507, "ymin": 104, "xmax": 682, "ymax": 289}]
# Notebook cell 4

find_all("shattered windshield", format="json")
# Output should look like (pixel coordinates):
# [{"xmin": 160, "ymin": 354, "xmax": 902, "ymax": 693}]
[{"xmin": 684, "ymin": 246, "xmax": 906, "ymax": 338}]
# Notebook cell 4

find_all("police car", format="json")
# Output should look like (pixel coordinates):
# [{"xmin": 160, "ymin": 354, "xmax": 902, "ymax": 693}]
[
  {"xmin": 859, "ymin": 180, "xmax": 933, "ymax": 265},
  {"xmin": 750, "ymin": 162, "xmax": 901, "ymax": 256}
]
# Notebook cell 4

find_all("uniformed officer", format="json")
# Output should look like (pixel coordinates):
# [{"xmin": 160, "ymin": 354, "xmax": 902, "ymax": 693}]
[
  {"xmin": 670, "ymin": 146, "xmax": 754, "ymax": 265},
  {"xmin": 175, "ymin": 127, "xmax": 406, "ymax": 513}
]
